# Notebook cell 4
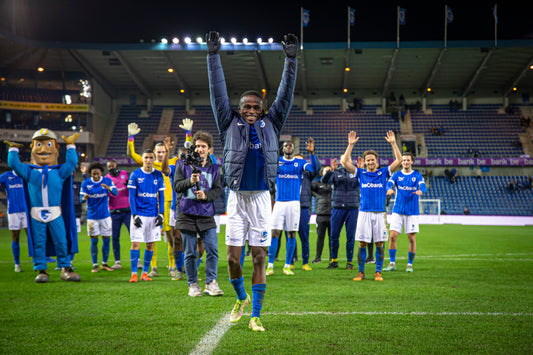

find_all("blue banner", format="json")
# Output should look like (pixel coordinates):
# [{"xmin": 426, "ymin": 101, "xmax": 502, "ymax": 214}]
[{"xmin": 302, "ymin": 9, "xmax": 310, "ymax": 27}]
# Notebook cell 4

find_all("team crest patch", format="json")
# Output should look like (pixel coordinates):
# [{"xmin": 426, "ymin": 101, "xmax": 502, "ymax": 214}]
[
  {"xmin": 259, "ymin": 231, "xmax": 268, "ymax": 243},
  {"xmin": 349, "ymin": 174, "xmax": 355, "ymax": 178},
  {"xmin": 260, "ymin": 120, "xmax": 265, "ymax": 128},
  {"xmin": 153, "ymin": 179, "xmax": 158, "ymax": 185},
  {"xmin": 40, "ymin": 209, "xmax": 52, "ymax": 222},
  {"xmin": 294, "ymin": 162, "xmax": 298, "ymax": 167},
  {"xmin": 412, "ymin": 177, "xmax": 416, "ymax": 182}
]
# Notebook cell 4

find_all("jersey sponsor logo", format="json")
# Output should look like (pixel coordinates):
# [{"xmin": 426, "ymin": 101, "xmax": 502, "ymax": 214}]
[
  {"xmin": 397, "ymin": 185, "xmax": 417, "ymax": 191},
  {"xmin": 89, "ymin": 192, "xmax": 108, "ymax": 198},
  {"xmin": 249, "ymin": 142, "xmax": 261, "ymax": 150},
  {"xmin": 361, "ymin": 182, "xmax": 383, "ymax": 188},
  {"xmin": 9, "ymin": 183, "xmax": 24, "ymax": 189},
  {"xmin": 278, "ymin": 174, "xmax": 299, "ymax": 179},
  {"xmin": 139, "ymin": 192, "xmax": 157, "ymax": 198}
]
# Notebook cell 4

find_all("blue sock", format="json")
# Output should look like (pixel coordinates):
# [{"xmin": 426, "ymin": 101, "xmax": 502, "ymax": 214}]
[
  {"xmin": 358, "ymin": 247, "xmax": 367, "ymax": 272},
  {"xmin": 285, "ymin": 238, "xmax": 296, "ymax": 265},
  {"xmin": 408, "ymin": 252, "xmax": 416, "ymax": 264},
  {"xmin": 229, "ymin": 276, "xmax": 247, "ymax": 300},
  {"xmin": 102, "ymin": 238, "xmax": 111, "ymax": 264},
  {"xmin": 197, "ymin": 257, "xmax": 202, "ymax": 268},
  {"xmin": 240, "ymin": 245, "xmax": 245, "ymax": 268},
  {"xmin": 389, "ymin": 249, "xmax": 397, "ymax": 263},
  {"xmin": 251, "ymin": 284, "xmax": 266, "ymax": 318},
  {"xmin": 90, "ymin": 238, "xmax": 98, "ymax": 265},
  {"xmin": 176, "ymin": 250, "xmax": 184, "ymax": 272},
  {"xmin": 12, "ymin": 241, "xmax": 20, "ymax": 265},
  {"xmin": 376, "ymin": 246, "xmax": 384, "ymax": 273},
  {"xmin": 268, "ymin": 237, "xmax": 279, "ymax": 264},
  {"xmin": 130, "ymin": 249, "xmax": 140, "ymax": 273},
  {"xmin": 143, "ymin": 250, "xmax": 154, "ymax": 273}
]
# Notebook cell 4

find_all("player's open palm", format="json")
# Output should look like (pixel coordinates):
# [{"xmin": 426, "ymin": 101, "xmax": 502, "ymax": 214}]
[{"xmin": 348, "ymin": 131, "xmax": 359, "ymax": 145}]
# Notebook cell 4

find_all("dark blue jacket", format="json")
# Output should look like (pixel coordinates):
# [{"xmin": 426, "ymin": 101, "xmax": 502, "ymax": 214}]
[
  {"xmin": 322, "ymin": 167, "xmax": 360, "ymax": 209},
  {"xmin": 300, "ymin": 158, "xmax": 321, "ymax": 209},
  {"xmin": 208, "ymin": 54, "xmax": 297, "ymax": 193}
]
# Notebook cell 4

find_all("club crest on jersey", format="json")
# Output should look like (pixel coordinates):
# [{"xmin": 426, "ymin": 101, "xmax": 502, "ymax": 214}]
[
  {"xmin": 349, "ymin": 174, "xmax": 355, "ymax": 178},
  {"xmin": 294, "ymin": 162, "xmax": 298, "ymax": 167},
  {"xmin": 412, "ymin": 177, "xmax": 416, "ymax": 182},
  {"xmin": 259, "ymin": 230, "xmax": 268, "ymax": 243},
  {"xmin": 153, "ymin": 179, "xmax": 158, "ymax": 185},
  {"xmin": 260, "ymin": 120, "xmax": 265, "ymax": 128},
  {"xmin": 378, "ymin": 171, "xmax": 382, "ymax": 175}
]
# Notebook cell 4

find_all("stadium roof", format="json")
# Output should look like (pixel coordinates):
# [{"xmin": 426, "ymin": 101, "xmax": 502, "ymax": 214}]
[{"xmin": 2, "ymin": 29, "xmax": 533, "ymax": 102}]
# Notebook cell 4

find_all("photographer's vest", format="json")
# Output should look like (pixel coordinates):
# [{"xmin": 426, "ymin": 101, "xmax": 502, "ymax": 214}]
[{"xmin": 177, "ymin": 160, "xmax": 219, "ymax": 217}]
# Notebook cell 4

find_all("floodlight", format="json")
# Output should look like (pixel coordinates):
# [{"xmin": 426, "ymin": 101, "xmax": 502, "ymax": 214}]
[
  {"xmin": 172, "ymin": 37, "xmax": 179, "ymax": 44},
  {"xmin": 243, "ymin": 38, "xmax": 248, "ymax": 44},
  {"xmin": 220, "ymin": 37, "xmax": 226, "ymax": 44},
  {"xmin": 257, "ymin": 38, "xmax": 263, "ymax": 44},
  {"xmin": 231, "ymin": 37, "xmax": 237, "ymax": 44},
  {"xmin": 268, "ymin": 37, "xmax": 274, "ymax": 43},
  {"xmin": 161, "ymin": 38, "xmax": 168, "ymax": 44},
  {"xmin": 184, "ymin": 37, "xmax": 192, "ymax": 44},
  {"xmin": 196, "ymin": 37, "xmax": 203, "ymax": 44}
]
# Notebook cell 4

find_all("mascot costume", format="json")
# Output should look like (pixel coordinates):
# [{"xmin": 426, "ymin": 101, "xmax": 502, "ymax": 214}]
[{"xmin": 5, "ymin": 128, "xmax": 81, "ymax": 283}]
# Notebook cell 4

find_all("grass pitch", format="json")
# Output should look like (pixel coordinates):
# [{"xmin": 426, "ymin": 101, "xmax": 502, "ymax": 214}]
[{"xmin": 1, "ymin": 224, "xmax": 532, "ymax": 354}]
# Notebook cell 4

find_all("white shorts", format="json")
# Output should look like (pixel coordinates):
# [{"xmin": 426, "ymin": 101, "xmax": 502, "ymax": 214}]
[
  {"xmin": 87, "ymin": 217, "xmax": 112, "ymax": 237},
  {"xmin": 8, "ymin": 212, "xmax": 27, "ymax": 230},
  {"xmin": 271, "ymin": 200, "xmax": 300, "ymax": 231},
  {"xmin": 355, "ymin": 211, "xmax": 389, "ymax": 243},
  {"xmin": 390, "ymin": 213, "xmax": 419, "ymax": 234},
  {"xmin": 226, "ymin": 190, "xmax": 271, "ymax": 248},
  {"xmin": 130, "ymin": 215, "xmax": 162, "ymax": 243},
  {"xmin": 169, "ymin": 209, "xmax": 176, "ymax": 228},
  {"xmin": 214, "ymin": 214, "xmax": 220, "ymax": 234}
]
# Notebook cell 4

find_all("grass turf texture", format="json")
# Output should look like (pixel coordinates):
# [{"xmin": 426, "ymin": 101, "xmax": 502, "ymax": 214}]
[{"xmin": 1, "ymin": 224, "xmax": 532, "ymax": 354}]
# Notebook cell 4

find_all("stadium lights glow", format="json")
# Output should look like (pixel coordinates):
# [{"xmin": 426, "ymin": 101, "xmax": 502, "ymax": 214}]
[
  {"xmin": 172, "ymin": 37, "xmax": 179, "ymax": 44},
  {"xmin": 345, "ymin": 67, "xmax": 350, "ymax": 72},
  {"xmin": 180, "ymin": 89, "xmax": 185, "ymax": 93},
  {"xmin": 513, "ymin": 87, "xmax": 518, "ymax": 91},
  {"xmin": 530, "ymin": 65, "xmax": 533, "ymax": 70},
  {"xmin": 168, "ymin": 68, "xmax": 174, "ymax": 73},
  {"xmin": 184, "ymin": 37, "xmax": 192, "ymax": 44},
  {"xmin": 161, "ymin": 38, "xmax": 168, "ymax": 44},
  {"xmin": 81, "ymin": 153, "xmax": 86, "ymax": 157},
  {"xmin": 243, "ymin": 38, "xmax": 248, "ymax": 44},
  {"xmin": 261, "ymin": 88, "xmax": 266, "ymax": 93},
  {"xmin": 196, "ymin": 37, "xmax": 203, "ymax": 44},
  {"xmin": 257, "ymin": 37, "xmax": 263, "ymax": 44},
  {"xmin": 268, "ymin": 37, "xmax": 274, "ymax": 43},
  {"xmin": 343, "ymin": 89, "xmax": 348, "ymax": 93},
  {"xmin": 220, "ymin": 37, "xmax": 226, "ymax": 44},
  {"xmin": 37, "ymin": 67, "xmax": 44, "ymax": 72},
  {"xmin": 20, "ymin": 78, "xmax": 24, "ymax": 82},
  {"xmin": 231, "ymin": 37, "xmax": 237, "ymax": 44},
  {"xmin": 427, "ymin": 87, "xmax": 432, "ymax": 92},
  {"xmin": 0, "ymin": 77, "xmax": 5, "ymax": 81}
]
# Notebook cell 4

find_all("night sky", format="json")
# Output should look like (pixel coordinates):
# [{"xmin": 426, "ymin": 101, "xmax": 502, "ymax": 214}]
[{"xmin": 1, "ymin": 0, "xmax": 532, "ymax": 44}]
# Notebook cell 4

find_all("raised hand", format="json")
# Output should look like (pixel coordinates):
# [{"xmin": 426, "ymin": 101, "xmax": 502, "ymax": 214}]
[
  {"xmin": 4, "ymin": 140, "xmax": 24, "ymax": 148},
  {"xmin": 282, "ymin": 34, "xmax": 298, "ymax": 58},
  {"xmin": 179, "ymin": 118, "xmax": 193, "ymax": 132},
  {"xmin": 163, "ymin": 136, "xmax": 174, "ymax": 153},
  {"xmin": 330, "ymin": 158, "xmax": 338, "ymax": 170},
  {"xmin": 385, "ymin": 130, "xmax": 396, "ymax": 144},
  {"xmin": 62, "ymin": 133, "xmax": 80, "ymax": 145},
  {"xmin": 305, "ymin": 137, "xmax": 315, "ymax": 154},
  {"xmin": 128, "ymin": 122, "xmax": 141, "ymax": 137},
  {"xmin": 348, "ymin": 131, "xmax": 359, "ymax": 145},
  {"xmin": 206, "ymin": 31, "xmax": 221, "ymax": 55},
  {"xmin": 356, "ymin": 156, "xmax": 365, "ymax": 169}
]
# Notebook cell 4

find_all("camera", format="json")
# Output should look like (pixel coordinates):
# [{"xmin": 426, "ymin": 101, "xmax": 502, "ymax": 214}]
[{"xmin": 180, "ymin": 144, "xmax": 203, "ymax": 190}]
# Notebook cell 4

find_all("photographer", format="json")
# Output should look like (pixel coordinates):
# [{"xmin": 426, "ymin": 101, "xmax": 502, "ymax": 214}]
[{"xmin": 174, "ymin": 131, "xmax": 223, "ymax": 297}]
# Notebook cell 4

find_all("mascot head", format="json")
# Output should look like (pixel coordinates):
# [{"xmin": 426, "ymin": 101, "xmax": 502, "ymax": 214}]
[{"xmin": 30, "ymin": 128, "xmax": 60, "ymax": 166}]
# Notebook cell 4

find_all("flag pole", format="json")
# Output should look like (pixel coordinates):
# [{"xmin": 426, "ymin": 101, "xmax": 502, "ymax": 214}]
[
  {"xmin": 444, "ymin": 5, "xmax": 448, "ymax": 49},
  {"xmin": 300, "ymin": 7, "xmax": 304, "ymax": 51},
  {"xmin": 494, "ymin": 4, "xmax": 498, "ymax": 48},
  {"xmin": 347, "ymin": 6, "xmax": 351, "ymax": 49},
  {"xmin": 396, "ymin": 6, "xmax": 400, "ymax": 49}
]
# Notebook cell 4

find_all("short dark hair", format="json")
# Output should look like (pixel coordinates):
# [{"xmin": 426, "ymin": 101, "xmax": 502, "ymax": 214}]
[
  {"xmin": 192, "ymin": 130, "xmax": 213, "ymax": 148},
  {"xmin": 402, "ymin": 152, "xmax": 415, "ymax": 161},
  {"xmin": 142, "ymin": 149, "xmax": 154, "ymax": 156},
  {"xmin": 240, "ymin": 90, "xmax": 262, "ymax": 101},
  {"xmin": 88, "ymin": 162, "xmax": 105, "ymax": 175},
  {"xmin": 363, "ymin": 150, "xmax": 378, "ymax": 160}
]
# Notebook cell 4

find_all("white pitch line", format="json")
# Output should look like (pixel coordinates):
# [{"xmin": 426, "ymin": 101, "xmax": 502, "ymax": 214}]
[
  {"xmin": 261, "ymin": 311, "xmax": 533, "ymax": 316},
  {"xmin": 189, "ymin": 313, "xmax": 233, "ymax": 355}
]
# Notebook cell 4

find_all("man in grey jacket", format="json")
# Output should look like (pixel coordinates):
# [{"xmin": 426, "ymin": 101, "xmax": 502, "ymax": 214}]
[{"xmin": 207, "ymin": 30, "xmax": 298, "ymax": 332}]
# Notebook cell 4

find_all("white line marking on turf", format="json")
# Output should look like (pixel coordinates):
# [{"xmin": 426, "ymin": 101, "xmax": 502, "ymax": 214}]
[
  {"xmin": 261, "ymin": 311, "xmax": 533, "ymax": 316},
  {"xmin": 190, "ymin": 313, "xmax": 233, "ymax": 355}
]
